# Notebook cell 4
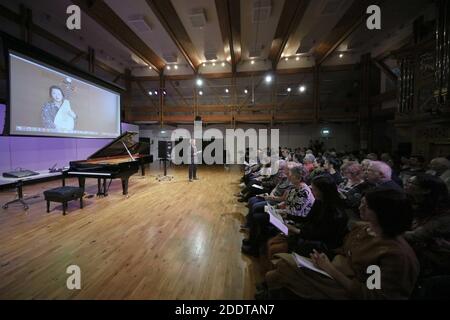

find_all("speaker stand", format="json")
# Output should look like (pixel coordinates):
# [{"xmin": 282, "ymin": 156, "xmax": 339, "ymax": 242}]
[{"xmin": 156, "ymin": 158, "xmax": 173, "ymax": 182}]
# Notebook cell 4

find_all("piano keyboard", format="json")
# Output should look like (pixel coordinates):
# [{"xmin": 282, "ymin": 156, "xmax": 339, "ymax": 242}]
[{"xmin": 67, "ymin": 171, "xmax": 112, "ymax": 177}]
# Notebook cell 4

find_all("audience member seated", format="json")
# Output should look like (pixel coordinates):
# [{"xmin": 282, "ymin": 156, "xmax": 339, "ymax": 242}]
[
  {"xmin": 404, "ymin": 174, "xmax": 450, "ymax": 278},
  {"xmin": 241, "ymin": 161, "xmax": 292, "ymax": 230},
  {"xmin": 266, "ymin": 175, "xmax": 348, "ymax": 261},
  {"xmin": 366, "ymin": 161, "xmax": 403, "ymax": 191},
  {"xmin": 302, "ymin": 154, "xmax": 315, "ymax": 173},
  {"xmin": 241, "ymin": 165, "xmax": 314, "ymax": 257},
  {"xmin": 338, "ymin": 161, "xmax": 373, "ymax": 221},
  {"xmin": 323, "ymin": 157, "xmax": 344, "ymax": 186},
  {"xmin": 427, "ymin": 157, "xmax": 450, "ymax": 192},
  {"xmin": 262, "ymin": 188, "xmax": 419, "ymax": 299},
  {"xmin": 400, "ymin": 155, "xmax": 426, "ymax": 186}
]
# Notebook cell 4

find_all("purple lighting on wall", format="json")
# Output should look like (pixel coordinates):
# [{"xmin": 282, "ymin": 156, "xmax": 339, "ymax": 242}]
[{"xmin": 0, "ymin": 104, "xmax": 139, "ymax": 172}]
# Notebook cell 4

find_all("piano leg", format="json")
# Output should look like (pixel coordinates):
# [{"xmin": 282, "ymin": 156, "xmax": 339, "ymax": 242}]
[
  {"xmin": 78, "ymin": 177, "xmax": 86, "ymax": 191},
  {"xmin": 103, "ymin": 179, "xmax": 108, "ymax": 196},
  {"xmin": 141, "ymin": 163, "xmax": 145, "ymax": 176},
  {"xmin": 97, "ymin": 178, "xmax": 102, "ymax": 196},
  {"xmin": 121, "ymin": 177, "xmax": 129, "ymax": 195}
]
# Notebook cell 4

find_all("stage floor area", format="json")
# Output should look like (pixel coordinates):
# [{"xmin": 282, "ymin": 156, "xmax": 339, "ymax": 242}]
[{"xmin": 0, "ymin": 164, "xmax": 262, "ymax": 299}]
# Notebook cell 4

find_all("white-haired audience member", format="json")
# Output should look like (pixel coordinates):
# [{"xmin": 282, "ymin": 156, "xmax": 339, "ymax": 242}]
[
  {"xmin": 366, "ymin": 161, "xmax": 403, "ymax": 191},
  {"xmin": 303, "ymin": 154, "xmax": 315, "ymax": 174}
]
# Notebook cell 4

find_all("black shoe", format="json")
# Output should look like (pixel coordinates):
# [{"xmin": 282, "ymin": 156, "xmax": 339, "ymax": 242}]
[
  {"xmin": 237, "ymin": 198, "xmax": 246, "ymax": 203},
  {"xmin": 241, "ymin": 244, "xmax": 259, "ymax": 257},
  {"xmin": 242, "ymin": 238, "xmax": 250, "ymax": 245}
]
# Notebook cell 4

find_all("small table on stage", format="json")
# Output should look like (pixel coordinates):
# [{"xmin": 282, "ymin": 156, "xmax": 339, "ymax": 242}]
[{"xmin": 0, "ymin": 171, "xmax": 64, "ymax": 210}]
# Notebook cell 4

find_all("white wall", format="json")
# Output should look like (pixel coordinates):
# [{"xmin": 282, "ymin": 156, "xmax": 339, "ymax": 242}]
[{"xmin": 139, "ymin": 123, "xmax": 360, "ymax": 159}]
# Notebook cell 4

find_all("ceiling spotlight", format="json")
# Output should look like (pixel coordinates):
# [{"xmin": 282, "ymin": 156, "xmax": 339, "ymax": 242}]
[
  {"xmin": 154, "ymin": 90, "xmax": 158, "ymax": 95},
  {"xmin": 161, "ymin": 130, "xmax": 166, "ymax": 134},
  {"xmin": 174, "ymin": 65, "xmax": 178, "ymax": 70},
  {"xmin": 339, "ymin": 53, "xmax": 344, "ymax": 58},
  {"xmin": 199, "ymin": 90, "xmax": 203, "ymax": 96},
  {"xmin": 265, "ymin": 74, "xmax": 273, "ymax": 83},
  {"xmin": 299, "ymin": 86, "xmax": 306, "ymax": 93},
  {"xmin": 221, "ymin": 62, "xmax": 225, "ymax": 67},
  {"xmin": 287, "ymin": 87, "xmax": 291, "ymax": 92},
  {"xmin": 295, "ymin": 56, "xmax": 300, "ymax": 61},
  {"xmin": 285, "ymin": 57, "xmax": 289, "ymax": 62},
  {"xmin": 148, "ymin": 91, "xmax": 153, "ymax": 96},
  {"xmin": 244, "ymin": 89, "xmax": 248, "ymax": 94},
  {"xmin": 202, "ymin": 63, "xmax": 206, "ymax": 67},
  {"xmin": 251, "ymin": 60, "xmax": 255, "ymax": 65},
  {"xmin": 163, "ymin": 90, "xmax": 167, "ymax": 95},
  {"xmin": 196, "ymin": 78, "xmax": 203, "ymax": 87},
  {"xmin": 225, "ymin": 88, "xmax": 229, "ymax": 93},
  {"xmin": 227, "ymin": 56, "xmax": 231, "ymax": 61},
  {"xmin": 148, "ymin": 66, "xmax": 152, "ymax": 70},
  {"xmin": 167, "ymin": 65, "xmax": 171, "ymax": 70},
  {"xmin": 212, "ymin": 62, "xmax": 216, "ymax": 66}
]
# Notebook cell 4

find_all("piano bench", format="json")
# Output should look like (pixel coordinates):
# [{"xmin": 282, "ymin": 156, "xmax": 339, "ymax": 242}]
[{"xmin": 43, "ymin": 186, "xmax": 84, "ymax": 215}]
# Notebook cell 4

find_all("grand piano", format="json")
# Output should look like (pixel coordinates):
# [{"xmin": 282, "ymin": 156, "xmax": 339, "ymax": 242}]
[{"xmin": 66, "ymin": 132, "xmax": 153, "ymax": 196}]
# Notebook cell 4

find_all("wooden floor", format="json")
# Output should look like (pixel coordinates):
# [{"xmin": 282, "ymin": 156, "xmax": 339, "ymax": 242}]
[{"xmin": 0, "ymin": 164, "xmax": 263, "ymax": 299}]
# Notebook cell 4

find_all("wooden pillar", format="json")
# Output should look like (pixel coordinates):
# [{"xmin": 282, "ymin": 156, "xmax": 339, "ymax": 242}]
[
  {"xmin": 88, "ymin": 47, "xmax": 95, "ymax": 74},
  {"xmin": 123, "ymin": 69, "xmax": 132, "ymax": 122},
  {"xmin": 160, "ymin": 75, "xmax": 165, "ymax": 126},
  {"xmin": 19, "ymin": 4, "xmax": 32, "ymax": 44},
  {"xmin": 359, "ymin": 53, "xmax": 373, "ymax": 152},
  {"xmin": 313, "ymin": 65, "xmax": 320, "ymax": 123}
]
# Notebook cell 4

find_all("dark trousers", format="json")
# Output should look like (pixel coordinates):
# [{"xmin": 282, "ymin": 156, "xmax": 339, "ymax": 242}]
[{"xmin": 189, "ymin": 163, "xmax": 197, "ymax": 179}]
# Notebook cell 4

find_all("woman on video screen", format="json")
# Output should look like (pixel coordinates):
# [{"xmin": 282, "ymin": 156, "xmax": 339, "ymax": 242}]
[{"xmin": 41, "ymin": 84, "xmax": 77, "ymax": 131}]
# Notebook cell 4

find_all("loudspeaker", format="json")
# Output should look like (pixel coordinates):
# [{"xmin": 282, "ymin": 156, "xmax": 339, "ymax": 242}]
[{"xmin": 158, "ymin": 140, "xmax": 172, "ymax": 159}]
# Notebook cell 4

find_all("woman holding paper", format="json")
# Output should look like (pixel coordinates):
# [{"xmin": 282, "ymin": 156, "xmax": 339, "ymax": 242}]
[
  {"xmin": 262, "ymin": 188, "xmax": 419, "ymax": 300},
  {"xmin": 242, "ymin": 165, "xmax": 314, "ymax": 257}
]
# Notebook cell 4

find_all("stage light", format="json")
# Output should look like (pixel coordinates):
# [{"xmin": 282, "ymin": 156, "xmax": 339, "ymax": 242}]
[
  {"xmin": 299, "ymin": 86, "xmax": 306, "ymax": 93},
  {"xmin": 148, "ymin": 66, "xmax": 152, "ymax": 70},
  {"xmin": 202, "ymin": 63, "xmax": 206, "ymax": 67},
  {"xmin": 199, "ymin": 90, "xmax": 203, "ymax": 96},
  {"xmin": 225, "ymin": 88, "xmax": 229, "ymax": 93},
  {"xmin": 287, "ymin": 87, "xmax": 291, "ymax": 92},
  {"xmin": 221, "ymin": 62, "xmax": 225, "ymax": 67},
  {"xmin": 339, "ymin": 53, "xmax": 344, "ymax": 58},
  {"xmin": 212, "ymin": 62, "xmax": 216, "ymax": 66},
  {"xmin": 265, "ymin": 74, "xmax": 273, "ymax": 84},
  {"xmin": 295, "ymin": 56, "xmax": 300, "ymax": 61},
  {"xmin": 285, "ymin": 57, "xmax": 289, "ymax": 62},
  {"xmin": 154, "ymin": 90, "xmax": 158, "ymax": 95},
  {"xmin": 196, "ymin": 78, "xmax": 203, "ymax": 87},
  {"xmin": 251, "ymin": 60, "xmax": 255, "ymax": 65},
  {"xmin": 148, "ymin": 91, "xmax": 153, "ymax": 96},
  {"xmin": 244, "ymin": 89, "xmax": 248, "ymax": 94},
  {"xmin": 167, "ymin": 65, "xmax": 171, "ymax": 70},
  {"xmin": 174, "ymin": 65, "xmax": 178, "ymax": 70}
]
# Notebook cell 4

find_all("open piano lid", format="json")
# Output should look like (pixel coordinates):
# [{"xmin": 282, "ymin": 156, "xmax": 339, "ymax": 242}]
[{"xmin": 87, "ymin": 131, "xmax": 139, "ymax": 160}]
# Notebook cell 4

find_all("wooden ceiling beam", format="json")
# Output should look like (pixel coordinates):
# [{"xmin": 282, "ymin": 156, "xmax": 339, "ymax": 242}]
[
  {"xmin": 215, "ymin": 0, "xmax": 242, "ymax": 74},
  {"xmin": 73, "ymin": 0, "xmax": 165, "ymax": 73},
  {"xmin": 315, "ymin": 0, "xmax": 384, "ymax": 65},
  {"xmin": 146, "ymin": 0, "xmax": 201, "ymax": 72},
  {"xmin": 269, "ymin": 0, "xmax": 310, "ymax": 70},
  {"xmin": 130, "ymin": 63, "xmax": 358, "ymax": 82}
]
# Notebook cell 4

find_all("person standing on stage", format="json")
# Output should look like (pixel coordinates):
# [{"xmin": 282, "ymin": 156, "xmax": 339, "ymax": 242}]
[{"xmin": 189, "ymin": 138, "xmax": 201, "ymax": 182}]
